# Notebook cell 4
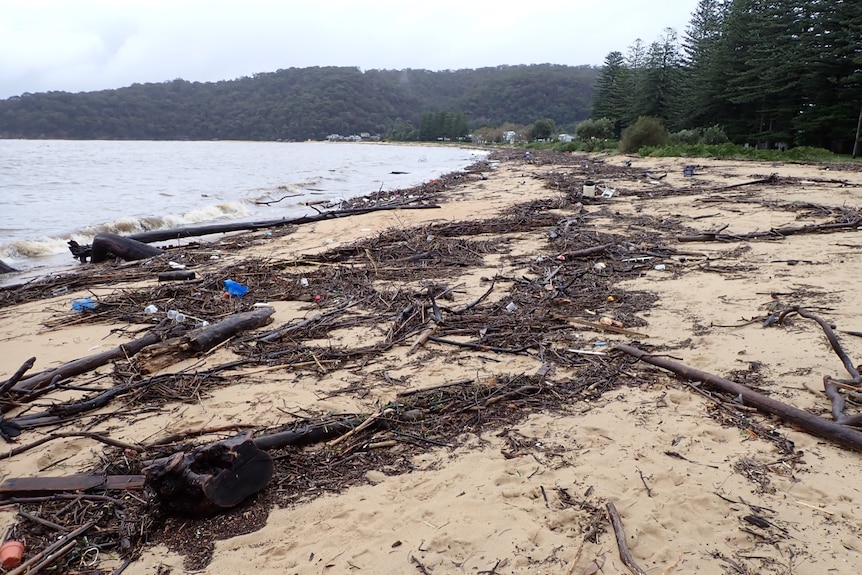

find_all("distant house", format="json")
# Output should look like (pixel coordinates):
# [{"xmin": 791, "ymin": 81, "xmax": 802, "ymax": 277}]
[
  {"xmin": 504, "ymin": 130, "xmax": 517, "ymax": 144},
  {"xmin": 558, "ymin": 133, "xmax": 574, "ymax": 143}
]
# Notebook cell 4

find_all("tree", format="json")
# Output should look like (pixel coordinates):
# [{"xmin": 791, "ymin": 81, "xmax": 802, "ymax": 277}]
[
  {"xmin": 592, "ymin": 51, "xmax": 631, "ymax": 137},
  {"xmin": 633, "ymin": 28, "xmax": 684, "ymax": 129},
  {"xmin": 529, "ymin": 118, "xmax": 555, "ymax": 140},
  {"xmin": 678, "ymin": 0, "xmax": 731, "ymax": 128}
]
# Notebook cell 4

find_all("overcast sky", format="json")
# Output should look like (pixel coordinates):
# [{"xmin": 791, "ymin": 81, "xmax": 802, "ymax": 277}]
[{"xmin": 0, "ymin": 0, "xmax": 700, "ymax": 99}]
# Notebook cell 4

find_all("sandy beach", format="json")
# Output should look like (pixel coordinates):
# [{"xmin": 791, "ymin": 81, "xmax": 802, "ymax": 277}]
[{"xmin": 2, "ymin": 148, "xmax": 862, "ymax": 575}]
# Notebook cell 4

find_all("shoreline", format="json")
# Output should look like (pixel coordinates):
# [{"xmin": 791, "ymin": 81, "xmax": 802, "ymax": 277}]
[{"xmin": 3, "ymin": 150, "xmax": 862, "ymax": 574}]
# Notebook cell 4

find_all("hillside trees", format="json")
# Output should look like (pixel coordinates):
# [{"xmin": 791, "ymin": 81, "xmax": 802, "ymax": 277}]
[
  {"xmin": 590, "ymin": 0, "xmax": 862, "ymax": 151},
  {"xmin": 0, "ymin": 64, "xmax": 600, "ymax": 142}
]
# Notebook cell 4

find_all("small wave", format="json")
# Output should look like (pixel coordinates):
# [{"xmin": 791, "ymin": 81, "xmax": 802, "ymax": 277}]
[
  {"xmin": 76, "ymin": 201, "xmax": 253, "ymax": 237},
  {"xmin": 0, "ymin": 237, "xmax": 70, "ymax": 260}
]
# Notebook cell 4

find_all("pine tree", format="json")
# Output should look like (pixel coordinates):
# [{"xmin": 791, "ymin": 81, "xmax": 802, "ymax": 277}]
[{"xmin": 592, "ymin": 51, "xmax": 631, "ymax": 137}]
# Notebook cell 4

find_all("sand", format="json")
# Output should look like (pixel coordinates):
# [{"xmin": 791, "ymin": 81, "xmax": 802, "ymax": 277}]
[{"xmin": 3, "ymin": 149, "xmax": 862, "ymax": 574}]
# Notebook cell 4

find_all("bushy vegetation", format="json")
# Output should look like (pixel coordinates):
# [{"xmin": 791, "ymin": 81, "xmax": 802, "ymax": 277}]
[
  {"xmin": 639, "ymin": 143, "xmax": 841, "ymax": 162},
  {"xmin": 619, "ymin": 116, "xmax": 669, "ymax": 153}
]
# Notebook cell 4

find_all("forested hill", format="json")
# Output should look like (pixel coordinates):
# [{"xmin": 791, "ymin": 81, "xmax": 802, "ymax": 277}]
[{"xmin": 0, "ymin": 64, "xmax": 599, "ymax": 141}]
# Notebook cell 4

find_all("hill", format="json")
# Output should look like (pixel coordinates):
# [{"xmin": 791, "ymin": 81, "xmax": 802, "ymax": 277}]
[{"xmin": 0, "ymin": 64, "xmax": 599, "ymax": 141}]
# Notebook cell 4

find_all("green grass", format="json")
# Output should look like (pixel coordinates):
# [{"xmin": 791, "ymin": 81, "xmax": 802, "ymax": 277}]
[{"xmin": 638, "ymin": 143, "xmax": 858, "ymax": 163}]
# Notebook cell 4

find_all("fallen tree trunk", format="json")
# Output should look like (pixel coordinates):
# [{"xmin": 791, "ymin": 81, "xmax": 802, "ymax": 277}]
[
  {"xmin": 134, "ymin": 307, "xmax": 275, "ymax": 373},
  {"xmin": 68, "ymin": 233, "xmax": 164, "ymax": 263},
  {"xmin": 124, "ymin": 202, "xmax": 440, "ymax": 244},
  {"xmin": 143, "ymin": 430, "xmax": 273, "ymax": 516},
  {"xmin": 9, "ymin": 331, "xmax": 166, "ymax": 395},
  {"xmin": 615, "ymin": 343, "xmax": 862, "ymax": 453},
  {"xmin": 677, "ymin": 217, "xmax": 862, "ymax": 242}
]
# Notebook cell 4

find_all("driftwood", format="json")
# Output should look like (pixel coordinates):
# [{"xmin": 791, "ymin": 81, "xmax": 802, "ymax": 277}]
[
  {"xmin": 143, "ymin": 431, "xmax": 273, "ymax": 517},
  {"xmin": 615, "ymin": 343, "xmax": 862, "ymax": 453},
  {"xmin": 606, "ymin": 501, "xmax": 647, "ymax": 575},
  {"xmin": 677, "ymin": 217, "xmax": 862, "ymax": 242},
  {"xmin": 8, "ymin": 331, "xmax": 166, "ymax": 395},
  {"xmin": 135, "ymin": 307, "xmax": 274, "ymax": 373},
  {"xmin": 157, "ymin": 270, "xmax": 196, "ymax": 281},
  {"xmin": 1, "ymin": 419, "xmax": 360, "ymax": 501},
  {"xmin": 0, "ymin": 474, "xmax": 146, "ymax": 497},
  {"xmin": 68, "ymin": 232, "xmax": 164, "ymax": 263},
  {"xmin": 0, "ymin": 357, "xmax": 35, "ymax": 395},
  {"xmin": 123, "ymin": 203, "xmax": 440, "ymax": 244},
  {"xmin": 778, "ymin": 306, "xmax": 862, "ymax": 426}
]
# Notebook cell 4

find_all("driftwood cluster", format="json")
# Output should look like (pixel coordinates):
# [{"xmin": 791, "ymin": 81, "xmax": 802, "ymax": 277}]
[{"xmin": 2, "ymin": 150, "xmax": 862, "ymax": 573}]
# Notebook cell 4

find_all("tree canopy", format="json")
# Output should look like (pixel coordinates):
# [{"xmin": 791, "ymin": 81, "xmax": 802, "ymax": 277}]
[{"xmin": 590, "ymin": 0, "xmax": 862, "ymax": 152}]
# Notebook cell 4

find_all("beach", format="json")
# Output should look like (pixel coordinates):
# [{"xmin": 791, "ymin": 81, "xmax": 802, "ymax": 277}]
[{"xmin": 2, "ymin": 149, "xmax": 862, "ymax": 574}]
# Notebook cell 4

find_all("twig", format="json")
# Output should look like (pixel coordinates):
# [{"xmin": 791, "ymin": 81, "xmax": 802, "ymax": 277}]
[
  {"xmin": 606, "ymin": 501, "xmax": 647, "ymax": 575},
  {"xmin": 637, "ymin": 468, "xmax": 653, "ymax": 497}
]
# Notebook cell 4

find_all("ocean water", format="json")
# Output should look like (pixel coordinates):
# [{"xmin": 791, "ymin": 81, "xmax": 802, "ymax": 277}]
[{"xmin": 0, "ymin": 140, "xmax": 485, "ymax": 282}]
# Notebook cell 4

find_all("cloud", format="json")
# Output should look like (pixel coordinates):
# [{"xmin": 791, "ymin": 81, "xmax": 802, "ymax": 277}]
[{"xmin": 0, "ymin": 0, "xmax": 699, "ymax": 98}]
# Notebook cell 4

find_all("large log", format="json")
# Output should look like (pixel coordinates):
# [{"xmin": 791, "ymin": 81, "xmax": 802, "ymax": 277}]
[
  {"xmin": 616, "ymin": 343, "xmax": 862, "ymax": 453},
  {"xmin": 134, "ymin": 307, "xmax": 274, "ymax": 373},
  {"xmin": 123, "ymin": 203, "xmax": 440, "ymax": 244},
  {"xmin": 68, "ymin": 233, "xmax": 164, "ymax": 263},
  {"xmin": 143, "ymin": 431, "xmax": 273, "ymax": 516},
  {"xmin": 9, "ymin": 331, "xmax": 165, "ymax": 395}
]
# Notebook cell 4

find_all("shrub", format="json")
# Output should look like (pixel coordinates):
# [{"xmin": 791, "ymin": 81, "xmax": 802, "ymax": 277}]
[
  {"xmin": 670, "ymin": 129, "xmax": 700, "ymax": 145},
  {"xmin": 619, "ymin": 116, "xmax": 669, "ymax": 153},
  {"xmin": 576, "ymin": 118, "xmax": 614, "ymax": 141},
  {"xmin": 701, "ymin": 125, "xmax": 729, "ymax": 145}
]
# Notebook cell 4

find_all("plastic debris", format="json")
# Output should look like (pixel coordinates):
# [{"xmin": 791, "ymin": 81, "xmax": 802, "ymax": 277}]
[
  {"xmin": 72, "ymin": 298, "xmax": 97, "ymax": 311},
  {"xmin": 223, "ymin": 279, "xmax": 249, "ymax": 297},
  {"xmin": 505, "ymin": 302, "xmax": 518, "ymax": 312},
  {"xmin": 144, "ymin": 304, "xmax": 158, "ymax": 314}
]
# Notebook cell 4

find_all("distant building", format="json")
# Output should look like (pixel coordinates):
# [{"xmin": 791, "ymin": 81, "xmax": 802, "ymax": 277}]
[{"xmin": 558, "ymin": 133, "xmax": 574, "ymax": 142}]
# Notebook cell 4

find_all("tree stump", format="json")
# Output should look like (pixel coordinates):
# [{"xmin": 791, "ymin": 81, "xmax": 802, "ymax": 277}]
[{"xmin": 143, "ymin": 431, "xmax": 273, "ymax": 516}]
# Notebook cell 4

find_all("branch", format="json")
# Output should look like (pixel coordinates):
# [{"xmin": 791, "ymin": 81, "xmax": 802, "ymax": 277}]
[{"xmin": 615, "ymin": 343, "xmax": 862, "ymax": 452}]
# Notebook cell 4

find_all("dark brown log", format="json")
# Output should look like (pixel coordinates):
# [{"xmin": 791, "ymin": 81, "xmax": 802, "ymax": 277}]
[
  {"xmin": 677, "ymin": 217, "xmax": 862, "ymax": 242},
  {"xmin": 252, "ymin": 419, "xmax": 362, "ymax": 450},
  {"xmin": 143, "ymin": 431, "xmax": 273, "ymax": 516},
  {"xmin": 157, "ymin": 270, "xmax": 196, "ymax": 281},
  {"xmin": 135, "ymin": 307, "xmax": 274, "ymax": 373},
  {"xmin": 10, "ymin": 331, "xmax": 164, "ymax": 394},
  {"xmin": 124, "ymin": 203, "xmax": 440, "ymax": 244},
  {"xmin": 0, "ymin": 357, "xmax": 35, "ymax": 395},
  {"xmin": 91, "ymin": 232, "xmax": 164, "ymax": 262},
  {"xmin": 615, "ymin": 343, "xmax": 862, "ymax": 453}
]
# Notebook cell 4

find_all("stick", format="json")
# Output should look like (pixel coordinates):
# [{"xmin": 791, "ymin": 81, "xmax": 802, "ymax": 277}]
[
  {"xmin": 606, "ymin": 501, "xmax": 647, "ymax": 575},
  {"xmin": 615, "ymin": 344, "xmax": 862, "ymax": 452},
  {"xmin": 6, "ymin": 520, "xmax": 95, "ymax": 575},
  {"xmin": 0, "ymin": 357, "xmax": 36, "ymax": 394}
]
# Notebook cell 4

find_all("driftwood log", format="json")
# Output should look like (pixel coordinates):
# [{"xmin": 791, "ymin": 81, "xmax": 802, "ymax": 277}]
[
  {"xmin": 616, "ymin": 344, "xmax": 862, "ymax": 452},
  {"xmin": 142, "ymin": 431, "xmax": 273, "ymax": 516},
  {"xmin": 122, "ymin": 203, "xmax": 440, "ymax": 244},
  {"xmin": 69, "ymin": 232, "xmax": 164, "ymax": 263},
  {"xmin": 8, "ymin": 331, "xmax": 166, "ymax": 395},
  {"xmin": 135, "ymin": 307, "xmax": 274, "ymax": 373}
]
